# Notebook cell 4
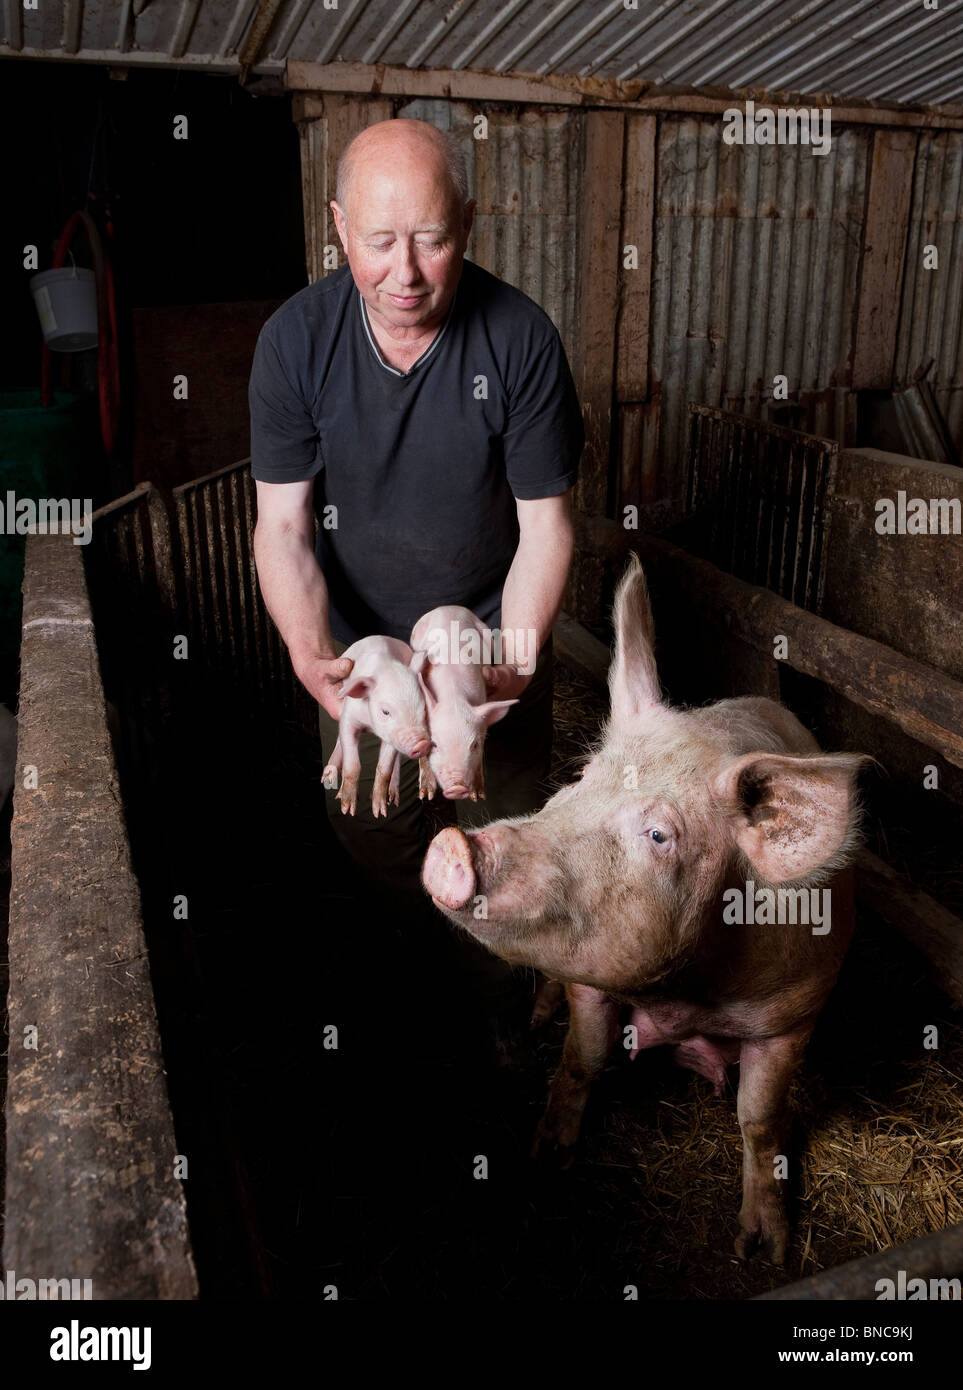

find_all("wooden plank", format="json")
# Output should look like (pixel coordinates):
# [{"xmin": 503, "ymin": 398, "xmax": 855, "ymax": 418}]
[
  {"xmin": 758, "ymin": 1220, "xmax": 963, "ymax": 1300},
  {"xmin": 567, "ymin": 109, "xmax": 624, "ymax": 622},
  {"xmin": 284, "ymin": 60, "xmax": 963, "ymax": 130},
  {"xmin": 852, "ymin": 130, "xmax": 918, "ymax": 389},
  {"xmin": 574, "ymin": 108, "xmax": 624, "ymax": 517},
  {"xmin": 3, "ymin": 535, "xmax": 197, "ymax": 1299},
  {"xmin": 856, "ymin": 850, "xmax": 963, "ymax": 1006},
  {"xmin": 617, "ymin": 114, "xmax": 656, "ymax": 403}
]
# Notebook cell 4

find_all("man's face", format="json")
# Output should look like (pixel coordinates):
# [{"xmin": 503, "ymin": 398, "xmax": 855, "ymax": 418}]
[{"xmin": 332, "ymin": 163, "xmax": 473, "ymax": 334}]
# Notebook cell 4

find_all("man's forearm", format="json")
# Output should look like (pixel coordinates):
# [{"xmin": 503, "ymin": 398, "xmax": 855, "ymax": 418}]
[
  {"xmin": 253, "ymin": 521, "xmax": 337, "ymax": 674},
  {"xmin": 499, "ymin": 509, "xmax": 574, "ymax": 672}
]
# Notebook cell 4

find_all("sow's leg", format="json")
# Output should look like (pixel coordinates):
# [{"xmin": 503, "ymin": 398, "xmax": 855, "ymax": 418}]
[
  {"xmin": 532, "ymin": 983, "xmax": 619, "ymax": 1164},
  {"xmin": 735, "ymin": 1028, "xmax": 811, "ymax": 1265}
]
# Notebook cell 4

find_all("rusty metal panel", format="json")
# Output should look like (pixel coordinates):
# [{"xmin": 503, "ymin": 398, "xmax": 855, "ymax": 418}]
[
  {"xmin": 394, "ymin": 98, "xmax": 582, "ymax": 357},
  {"xmin": 172, "ymin": 459, "xmax": 310, "ymax": 728},
  {"xmin": 894, "ymin": 130, "xmax": 963, "ymax": 453},
  {"xmin": 647, "ymin": 116, "xmax": 869, "ymax": 502},
  {"xmin": 685, "ymin": 404, "xmax": 838, "ymax": 614}
]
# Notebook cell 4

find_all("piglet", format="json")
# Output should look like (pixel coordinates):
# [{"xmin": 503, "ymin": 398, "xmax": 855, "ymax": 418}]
[
  {"xmin": 321, "ymin": 636, "xmax": 431, "ymax": 817},
  {"xmin": 411, "ymin": 606, "xmax": 518, "ymax": 801}
]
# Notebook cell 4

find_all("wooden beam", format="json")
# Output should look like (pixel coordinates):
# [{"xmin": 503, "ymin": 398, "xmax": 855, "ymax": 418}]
[
  {"xmin": 574, "ymin": 110, "xmax": 624, "ymax": 517},
  {"xmin": 758, "ymin": 1220, "xmax": 963, "ymax": 1300},
  {"xmin": 852, "ymin": 129, "xmax": 918, "ymax": 390},
  {"xmin": 856, "ymin": 850, "xmax": 963, "ymax": 1006},
  {"xmin": 616, "ymin": 114, "xmax": 656, "ymax": 404},
  {"xmin": 284, "ymin": 59, "xmax": 963, "ymax": 130},
  {"xmin": 575, "ymin": 526, "xmax": 963, "ymax": 767},
  {"xmin": 3, "ymin": 535, "xmax": 197, "ymax": 1299}
]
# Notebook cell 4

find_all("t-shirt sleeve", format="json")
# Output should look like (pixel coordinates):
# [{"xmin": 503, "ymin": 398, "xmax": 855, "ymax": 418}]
[
  {"xmin": 502, "ymin": 322, "xmax": 584, "ymax": 501},
  {"xmin": 248, "ymin": 323, "xmax": 322, "ymax": 483}
]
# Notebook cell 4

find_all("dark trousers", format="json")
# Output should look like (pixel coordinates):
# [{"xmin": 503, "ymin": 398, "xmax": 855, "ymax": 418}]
[{"xmin": 318, "ymin": 638, "xmax": 555, "ymax": 1008}]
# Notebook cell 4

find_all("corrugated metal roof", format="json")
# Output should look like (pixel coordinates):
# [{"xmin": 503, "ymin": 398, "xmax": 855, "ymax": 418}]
[{"xmin": 4, "ymin": 0, "xmax": 963, "ymax": 108}]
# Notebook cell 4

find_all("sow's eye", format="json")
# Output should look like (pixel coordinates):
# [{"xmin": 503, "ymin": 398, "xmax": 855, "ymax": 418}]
[{"xmin": 647, "ymin": 828, "xmax": 669, "ymax": 845}]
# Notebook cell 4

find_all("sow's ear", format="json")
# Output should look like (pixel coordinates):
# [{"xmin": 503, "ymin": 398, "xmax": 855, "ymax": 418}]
[
  {"xmin": 716, "ymin": 751, "xmax": 868, "ymax": 884},
  {"xmin": 608, "ymin": 552, "xmax": 661, "ymax": 723}
]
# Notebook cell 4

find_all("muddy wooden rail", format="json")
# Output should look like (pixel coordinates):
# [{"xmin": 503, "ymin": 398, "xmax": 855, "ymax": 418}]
[{"xmin": 2, "ymin": 533, "xmax": 197, "ymax": 1299}]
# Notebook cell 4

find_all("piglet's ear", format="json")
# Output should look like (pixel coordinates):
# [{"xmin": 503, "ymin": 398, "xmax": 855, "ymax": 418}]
[
  {"xmin": 409, "ymin": 649, "xmax": 429, "ymax": 676},
  {"xmin": 340, "ymin": 675, "xmax": 374, "ymax": 700},
  {"xmin": 715, "ymin": 751, "xmax": 867, "ymax": 884},
  {"xmin": 417, "ymin": 670, "xmax": 438, "ymax": 709},
  {"xmin": 475, "ymin": 699, "xmax": 518, "ymax": 728}
]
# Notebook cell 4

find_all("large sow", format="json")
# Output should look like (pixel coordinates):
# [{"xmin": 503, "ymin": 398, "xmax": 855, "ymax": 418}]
[{"xmin": 423, "ymin": 556, "xmax": 867, "ymax": 1262}]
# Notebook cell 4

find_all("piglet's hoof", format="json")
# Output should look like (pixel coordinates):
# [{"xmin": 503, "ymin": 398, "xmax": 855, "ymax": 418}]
[{"xmin": 321, "ymin": 765, "xmax": 339, "ymax": 790}]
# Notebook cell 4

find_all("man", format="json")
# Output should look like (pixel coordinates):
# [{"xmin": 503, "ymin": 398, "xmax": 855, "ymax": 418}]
[{"xmin": 249, "ymin": 118, "xmax": 583, "ymax": 1016}]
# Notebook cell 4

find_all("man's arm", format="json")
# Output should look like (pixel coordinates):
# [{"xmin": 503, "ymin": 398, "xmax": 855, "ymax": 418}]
[
  {"xmin": 253, "ymin": 478, "xmax": 352, "ymax": 720},
  {"xmin": 489, "ymin": 489, "xmax": 575, "ymax": 699}
]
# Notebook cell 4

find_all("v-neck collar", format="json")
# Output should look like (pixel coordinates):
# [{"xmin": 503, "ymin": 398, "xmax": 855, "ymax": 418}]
[{"xmin": 358, "ymin": 290, "xmax": 456, "ymax": 378}]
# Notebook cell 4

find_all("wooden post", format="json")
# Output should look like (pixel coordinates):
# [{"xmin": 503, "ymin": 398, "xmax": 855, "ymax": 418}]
[
  {"xmin": 569, "ymin": 109, "xmax": 625, "ymax": 621},
  {"xmin": 852, "ymin": 129, "xmax": 917, "ymax": 389}
]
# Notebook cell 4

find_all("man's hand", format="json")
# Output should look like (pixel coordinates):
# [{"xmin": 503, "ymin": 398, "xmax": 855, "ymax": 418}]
[
  {"xmin": 298, "ymin": 655, "xmax": 355, "ymax": 721},
  {"xmin": 482, "ymin": 663, "xmax": 531, "ymax": 703}
]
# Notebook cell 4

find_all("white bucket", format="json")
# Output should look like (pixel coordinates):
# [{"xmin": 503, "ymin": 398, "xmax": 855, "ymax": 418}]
[{"xmin": 30, "ymin": 266, "xmax": 98, "ymax": 352}]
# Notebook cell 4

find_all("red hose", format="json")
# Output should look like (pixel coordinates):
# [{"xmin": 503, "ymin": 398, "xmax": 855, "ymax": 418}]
[{"xmin": 40, "ymin": 210, "xmax": 121, "ymax": 456}]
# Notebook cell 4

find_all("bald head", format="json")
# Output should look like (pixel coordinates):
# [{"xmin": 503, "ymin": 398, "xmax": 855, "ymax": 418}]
[
  {"xmin": 336, "ymin": 119, "xmax": 469, "ymax": 219},
  {"xmin": 330, "ymin": 118, "xmax": 474, "ymax": 339}
]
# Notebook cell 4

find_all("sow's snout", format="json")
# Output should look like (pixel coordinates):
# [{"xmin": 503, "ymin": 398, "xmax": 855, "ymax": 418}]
[{"xmin": 422, "ymin": 826, "xmax": 476, "ymax": 909}]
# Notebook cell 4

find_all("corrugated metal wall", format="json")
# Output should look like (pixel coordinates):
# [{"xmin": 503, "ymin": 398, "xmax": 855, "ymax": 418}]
[
  {"xmin": 397, "ymin": 100, "xmax": 582, "ymax": 359},
  {"xmin": 895, "ymin": 131, "xmax": 963, "ymax": 449},
  {"xmin": 295, "ymin": 97, "xmax": 963, "ymax": 615},
  {"xmin": 648, "ymin": 117, "xmax": 871, "ymax": 499}
]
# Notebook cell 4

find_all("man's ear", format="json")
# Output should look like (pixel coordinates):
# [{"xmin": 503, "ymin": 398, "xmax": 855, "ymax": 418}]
[
  {"xmin": 715, "ymin": 751, "xmax": 868, "ymax": 884},
  {"xmin": 330, "ymin": 200, "xmax": 349, "ymax": 254}
]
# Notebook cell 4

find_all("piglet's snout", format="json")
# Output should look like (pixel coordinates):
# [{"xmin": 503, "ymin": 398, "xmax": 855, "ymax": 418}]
[
  {"xmin": 397, "ymin": 728, "xmax": 430, "ymax": 758},
  {"xmin": 423, "ymin": 827, "xmax": 476, "ymax": 909}
]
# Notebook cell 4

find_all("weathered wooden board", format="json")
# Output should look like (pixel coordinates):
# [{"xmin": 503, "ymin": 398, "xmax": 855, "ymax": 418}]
[
  {"xmin": 2, "ymin": 535, "xmax": 197, "ymax": 1300},
  {"xmin": 852, "ymin": 131, "xmax": 918, "ymax": 389}
]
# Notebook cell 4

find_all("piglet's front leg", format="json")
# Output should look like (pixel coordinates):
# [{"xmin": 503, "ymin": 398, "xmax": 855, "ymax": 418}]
[
  {"xmin": 533, "ymin": 983, "xmax": 619, "ymax": 1166},
  {"xmin": 321, "ymin": 736, "xmax": 343, "ymax": 791},
  {"xmin": 418, "ymin": 756, "xmax": 437, "ymax": 801},
  {"xmin": 335, "ymin": 721, "xmax": 364, "ymax": 816},
  {"xmin": 372, "ymin": 742, "xmax": 400, "ymax": 818}
]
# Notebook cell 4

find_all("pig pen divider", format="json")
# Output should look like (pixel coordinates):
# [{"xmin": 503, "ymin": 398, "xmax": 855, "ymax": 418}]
[
  {"xmin": 3, "ymin": 458, "xmax": 315, "ymax": 1297},
  {"xmin": 2, "ymin": 530, "xmax": 197, "ymax": 1299}
]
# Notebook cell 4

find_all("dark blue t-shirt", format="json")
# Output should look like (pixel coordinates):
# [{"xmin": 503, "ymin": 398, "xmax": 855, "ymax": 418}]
[{"xmin": 248, "ymin": 259, "xmax": 583, "ymax": 645}]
